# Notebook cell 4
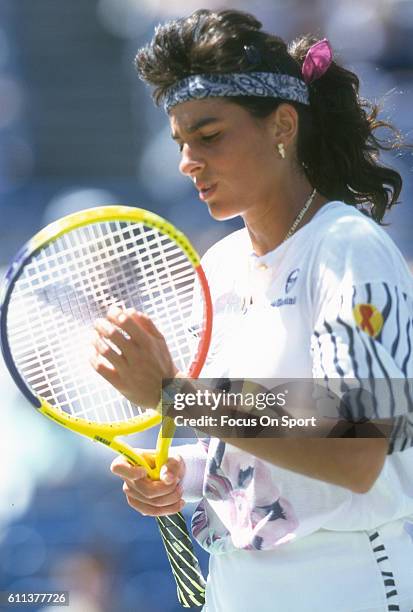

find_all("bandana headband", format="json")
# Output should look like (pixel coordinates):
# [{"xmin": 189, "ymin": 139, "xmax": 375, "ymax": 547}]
[
  {"xmin": 164, "ymin": 72, "xmax": 309, "ymax": 113},
  {"xmin": 162, "ymin": 39, "xmax": 332, "ymax": 113}
]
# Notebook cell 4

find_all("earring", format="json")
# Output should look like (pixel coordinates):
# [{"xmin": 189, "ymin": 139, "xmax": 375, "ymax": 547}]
[{"xmin": 277, "ymin": 143, "xmax": 286, "ymax": 159}]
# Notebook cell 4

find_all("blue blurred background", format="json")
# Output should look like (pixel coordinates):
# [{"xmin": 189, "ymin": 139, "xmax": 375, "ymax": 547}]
[{"xmin": 0, "ymin": 1, "xmax": 412, "ymax": 610}]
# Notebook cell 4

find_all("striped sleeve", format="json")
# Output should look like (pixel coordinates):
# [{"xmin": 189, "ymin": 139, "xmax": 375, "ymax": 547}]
[{"xmin": 311, "ymin": 281, "xmax": 413, "ymax": 453}]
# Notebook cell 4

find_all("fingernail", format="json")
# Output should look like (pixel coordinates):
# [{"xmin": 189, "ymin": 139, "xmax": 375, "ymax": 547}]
[
  {"xmin": 95, "ymin": 318, "xmax": 110, "ymax": 331},
  {"xmin": 132, "ymin": 467, "xmax": 145, "ymax": 478},
  {"xmin": 160, "ymin": 468, "xmax": 174, "ymax": 484}
]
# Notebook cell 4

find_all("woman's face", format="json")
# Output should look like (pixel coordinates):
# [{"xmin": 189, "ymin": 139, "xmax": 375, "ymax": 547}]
[{"xmin": 169, "ymin": 98, "xmax": 284, "ymax": 221}]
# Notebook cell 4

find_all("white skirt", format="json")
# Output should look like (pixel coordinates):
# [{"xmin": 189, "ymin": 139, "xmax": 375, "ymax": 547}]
[{"xmin": 202, "ymin": 518, "xmax": 413, "ymax": 612}]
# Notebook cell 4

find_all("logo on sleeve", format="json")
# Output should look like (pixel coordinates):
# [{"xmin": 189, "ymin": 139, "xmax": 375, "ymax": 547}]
[{"xmin": 353, "ymin": 303, "xmax": 383, "ymax": 337}]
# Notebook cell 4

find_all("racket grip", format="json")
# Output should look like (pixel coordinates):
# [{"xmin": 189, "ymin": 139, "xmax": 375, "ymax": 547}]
[{"xmin": 156, "ymin": 512, "xmax": 206, "ymax": 608}]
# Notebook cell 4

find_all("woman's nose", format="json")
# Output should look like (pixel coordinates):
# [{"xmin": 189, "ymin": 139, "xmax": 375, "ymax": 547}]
[{"xmin": 179, "ymin": 144, "xmax": 205, "ymax": 177}]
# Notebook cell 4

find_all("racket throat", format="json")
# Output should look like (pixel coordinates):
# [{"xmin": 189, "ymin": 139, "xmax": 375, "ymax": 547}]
[{"xmin": 103, "ymin": 437, "xmax": 158, "ymax": 478}]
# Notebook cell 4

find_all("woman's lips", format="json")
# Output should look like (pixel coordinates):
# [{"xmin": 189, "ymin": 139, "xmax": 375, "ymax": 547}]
[{"xmin": 198, "ymin": 183, "xmax": 217, "ymax": 201}]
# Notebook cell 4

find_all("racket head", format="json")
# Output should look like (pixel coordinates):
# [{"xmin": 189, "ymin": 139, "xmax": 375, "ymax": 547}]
[{"xmin": 0, "ymin": 205, "xmax": 212, "ymax": 439}]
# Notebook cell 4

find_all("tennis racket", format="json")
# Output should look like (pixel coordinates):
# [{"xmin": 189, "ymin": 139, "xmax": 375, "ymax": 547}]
[{"xmin": 0, "ymin": 205, "xmax": 212, "ymax": 608}]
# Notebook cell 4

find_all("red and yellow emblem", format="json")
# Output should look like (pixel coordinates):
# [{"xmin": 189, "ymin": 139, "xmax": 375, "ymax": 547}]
[{"xmin": 353, "ymin": 303, "xmax": 383, "ymax": 338}]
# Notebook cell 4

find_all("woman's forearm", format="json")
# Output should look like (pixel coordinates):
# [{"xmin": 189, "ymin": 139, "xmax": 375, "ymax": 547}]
[
  {"xmin": 166, "ymin": 376, "xmax": 389, "ymax": 493},
  {"xmin": 221, "ymin": 437, "xmax": 388, "ymax": 493}
]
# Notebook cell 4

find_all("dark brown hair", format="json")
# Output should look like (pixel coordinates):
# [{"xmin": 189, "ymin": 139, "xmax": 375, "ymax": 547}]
[{"xmin": 136, "ymin": 9, "xmax": 405, "ymax": 223}]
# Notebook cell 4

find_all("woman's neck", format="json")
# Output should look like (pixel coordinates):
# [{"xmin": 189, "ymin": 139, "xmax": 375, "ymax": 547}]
[{"xmin": 243, "ymin": 185, "xmax": 329, "ymax": 257}]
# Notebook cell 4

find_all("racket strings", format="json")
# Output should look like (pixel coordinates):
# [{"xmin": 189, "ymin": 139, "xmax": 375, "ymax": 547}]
[{"xmin": 7, "ymin": 219, "xmax": 201, "ymax": 424}]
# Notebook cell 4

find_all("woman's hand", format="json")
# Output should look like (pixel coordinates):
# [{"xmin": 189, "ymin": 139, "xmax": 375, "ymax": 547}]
[
  {"xmin": 90, "ymin": 305, "xmax": 178, "ymax": 408},
  {"xmin": 111, "ymin": 452, "xmax": 186, "ymax": 516}
]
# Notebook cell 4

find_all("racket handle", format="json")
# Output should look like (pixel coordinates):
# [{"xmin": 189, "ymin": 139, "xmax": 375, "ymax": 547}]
[{"xmin": 156, "ymin": 513, "xmax": 206, "ymax": 608}]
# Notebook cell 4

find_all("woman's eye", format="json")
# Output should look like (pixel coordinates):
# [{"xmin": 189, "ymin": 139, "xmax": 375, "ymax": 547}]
[
  {"xmin": 177, "ymin": 132, "xmax": 219, "ymax": 152},
  {"xmin": 201, "ymin": 132, "xmax": 219, "ymax": 143}
]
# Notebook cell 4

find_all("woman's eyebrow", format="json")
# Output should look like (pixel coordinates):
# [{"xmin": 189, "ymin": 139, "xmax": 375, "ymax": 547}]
[{"xmin": 171, "ymin": 116, "xmax": 220, "ymax": 140}]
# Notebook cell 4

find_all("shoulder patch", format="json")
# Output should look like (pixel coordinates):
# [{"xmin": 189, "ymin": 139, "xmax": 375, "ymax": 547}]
[{"xmin": 353, "ymin": 303, "xmax": 383, "ymax": 337}]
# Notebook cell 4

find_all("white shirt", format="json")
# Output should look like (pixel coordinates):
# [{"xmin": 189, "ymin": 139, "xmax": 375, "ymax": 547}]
[{"xmin": 178, "ymin": 201, "xmax": 413, "ymax": 611}]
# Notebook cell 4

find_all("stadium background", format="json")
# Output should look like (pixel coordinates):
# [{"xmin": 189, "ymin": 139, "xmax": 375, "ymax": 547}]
[{"xmin": 0, "ymin": 1, "xmax": 412, "ymax": 610}]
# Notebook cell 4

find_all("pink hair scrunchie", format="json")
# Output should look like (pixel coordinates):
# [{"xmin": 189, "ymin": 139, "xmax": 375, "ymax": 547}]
[{"xmin": 301, "ymin": 38, "xmax": 333, "ymax": 84}]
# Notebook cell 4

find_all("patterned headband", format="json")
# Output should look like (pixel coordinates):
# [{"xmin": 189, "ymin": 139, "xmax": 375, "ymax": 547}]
[
  {"xmin": 163, "ymin": 72, "xmax": 309, "ymax": 113},
  {"xmin": 162, "ymin": 39, "xmax": 333, "ymax": 113}
]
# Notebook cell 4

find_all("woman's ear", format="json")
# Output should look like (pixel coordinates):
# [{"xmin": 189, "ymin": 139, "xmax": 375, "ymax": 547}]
[{"xmin": 268, "ymin": 103, "xmax": 299, "ymax": 149}]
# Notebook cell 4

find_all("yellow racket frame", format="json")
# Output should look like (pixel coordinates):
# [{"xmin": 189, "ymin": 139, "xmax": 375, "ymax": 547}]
[{"xmin": 2, "ymin": 205, "xmax": 212, "ymax": 480}]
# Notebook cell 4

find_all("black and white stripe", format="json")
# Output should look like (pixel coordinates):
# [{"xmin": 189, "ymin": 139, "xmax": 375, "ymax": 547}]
[
  {"xmin": 311, "ymin": 282, "xmax": 413, "ymax": 453},
  {"xmin": 157, "ymin": 513, "xmax": 206, "ymax": 607},
  {"xmin": 367, "ymin": 529, "xmax": 401, "ymax": 611}
]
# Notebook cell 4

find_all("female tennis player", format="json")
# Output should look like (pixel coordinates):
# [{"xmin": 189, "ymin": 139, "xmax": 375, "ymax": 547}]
[{"xmin": 91, "ymin": 9, "xmax": 413, "ymax": 611}]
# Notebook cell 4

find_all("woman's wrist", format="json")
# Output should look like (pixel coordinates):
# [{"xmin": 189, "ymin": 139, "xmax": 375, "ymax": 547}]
[{"xmin": 169, "ymin": 443, "xmax": 206, "ymax": 503}]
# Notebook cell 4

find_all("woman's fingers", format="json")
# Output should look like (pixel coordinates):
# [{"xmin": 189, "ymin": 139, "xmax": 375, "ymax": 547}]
[
  {"xmin": 110, "ymin": 453, "xmax": 186, "ymax": 516},
  {"xmin": 125, "ymin": 495, "xmax": 185, "ymax": 517},
  {"xmin": 93, "ymin": 319, "xmax": 132, "ymax": 359},
  {"xmin": 106, "ymin": 306, "xmax": 165, "ymax": 343},
  {"xmin": 89, "ymin": 351, "xmax": 123, "ymax": 387},
  {"xmin": 91, "ymin": 306, "xmax": 177, "ymax": 408},
  {"xmin": 110, "ymin": 454, "xmax": 184, "ymax": 498},
  {"xmin": 110, "ymin": 455, "xmax": 148, "ymax": 480},
  {"xmin": 159, "ymin": 456, "xmax": 185, "ymax": 483},
  {"xmin": 91, "ymin": 331, "xmax": 126, "ymax": 368},
  {"xmin": 130, "ymin": 310, "xmax": 165, "ymax": 339},
  {"xmin": 123, "ymin": 480, "xmax": 184, "ymax": 506},
  {"xmin": 119, "ymin": 475, "xmax": 181, "ymax": 499}
]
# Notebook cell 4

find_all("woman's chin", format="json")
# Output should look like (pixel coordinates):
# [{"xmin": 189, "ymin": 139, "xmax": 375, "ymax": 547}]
[{"xmin": 206, "ymin": 200, "xmax": 241, "ymax": 221}]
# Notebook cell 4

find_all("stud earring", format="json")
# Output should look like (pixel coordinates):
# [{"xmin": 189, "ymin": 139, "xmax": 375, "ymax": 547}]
[{"xmin": 277, "ymin": 143, "xmax": 286, "ymax": 159}]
